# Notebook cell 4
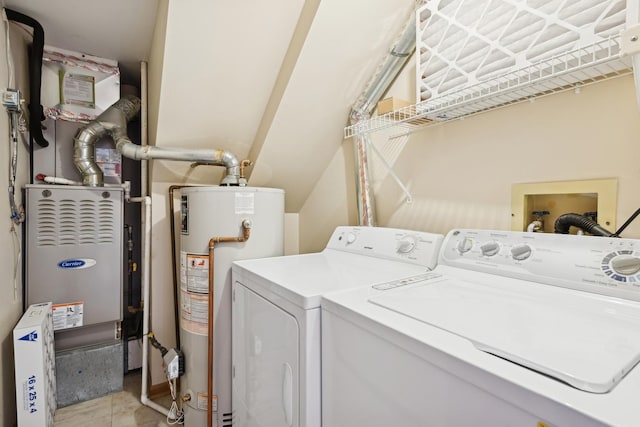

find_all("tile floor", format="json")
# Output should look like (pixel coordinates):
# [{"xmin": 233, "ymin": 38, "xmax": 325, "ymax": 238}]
[{"xmin": 53, "ymin": 371, "xmax": 173, "ymax": 426}]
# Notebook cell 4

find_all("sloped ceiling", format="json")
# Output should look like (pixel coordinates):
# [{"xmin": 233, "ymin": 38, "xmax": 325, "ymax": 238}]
[{"xmin": 3, "ymin": 0, "xmax": 415, "ymax": 212}]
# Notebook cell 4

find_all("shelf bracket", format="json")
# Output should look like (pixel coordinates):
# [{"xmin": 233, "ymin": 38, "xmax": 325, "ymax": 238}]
[
  {"xmin": 620, "ymin": 24, "xmax": 640, "ymax": 57},
  {"xmin": 369, "ymin": 136, "xmax": 412, "ymax": 204}
]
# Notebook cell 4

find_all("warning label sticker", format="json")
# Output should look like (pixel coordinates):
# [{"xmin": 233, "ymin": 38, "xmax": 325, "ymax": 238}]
[
  {"xmin": 235, "ymin": 192, "xmax": 255, "ymax": 214},
  {"xmin": 52, "ymin": 302, "xmax": 84, "ymax": 330},
  {"xmin": 180, "ymin": 290, "xmax": 208, "ymax": 335},
  {"xmin": 197, "ymin": 393, "xmax": 217, "ymax": 411},
  {"xmin": 181, "ymin": 252, "xmax": 209, "ymax": 294},
  {"xmin": 180, "ymin": 252, "xmax": 214, "ymax": 335}
]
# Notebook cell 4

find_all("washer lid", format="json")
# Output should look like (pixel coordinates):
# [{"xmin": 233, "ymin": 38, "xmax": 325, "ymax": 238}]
[{"xmin": 368, "ymin": 274, "xmax": 640, "ymax": 393}]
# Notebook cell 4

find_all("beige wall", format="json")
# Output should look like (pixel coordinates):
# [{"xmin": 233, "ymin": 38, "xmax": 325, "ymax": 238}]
[
  {"xmin": 0, "ymin": 22, "xmax": 31, "ymax": 426},
  {"xmin": 299, "ymin": 74, "xmax": 640, "ymax": 252}
]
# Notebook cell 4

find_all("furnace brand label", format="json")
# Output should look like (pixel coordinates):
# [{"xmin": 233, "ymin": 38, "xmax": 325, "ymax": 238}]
[{"xmin": 57, "ymin": 258, "xmax": 97, "ymax": 270}]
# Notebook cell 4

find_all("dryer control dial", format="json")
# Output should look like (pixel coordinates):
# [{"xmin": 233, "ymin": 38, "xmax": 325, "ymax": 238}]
[
  {"xmin": 480, "ymin": 241, "xmax": 500, "ymax": 257},
  {"xmin": 511, "ymin": 244, "xmax": 532, "ymax": 261},
  {"xmin": 610, "ymin": 255, "xmax": 640, "ymax": 275},
  {"xmin": 397, "ymin": 235, "xmax": 416, "ymax": 254},
  {"xmin": 345, "ymin": 232, "xmax": 357, "ymax": 244}
]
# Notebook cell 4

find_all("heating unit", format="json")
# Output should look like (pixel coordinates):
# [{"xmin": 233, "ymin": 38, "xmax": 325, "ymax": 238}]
[{"xmin": 25, "ymin": 184, "xmax": 123, "ymax": 350}]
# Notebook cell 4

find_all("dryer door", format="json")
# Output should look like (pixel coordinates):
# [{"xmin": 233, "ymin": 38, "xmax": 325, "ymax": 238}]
[{"xmin": 232, "ymin": 282, "xmax": 300, "ymax": 427}]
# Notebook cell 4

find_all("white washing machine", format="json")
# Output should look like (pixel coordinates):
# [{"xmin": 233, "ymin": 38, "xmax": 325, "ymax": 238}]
[
  {"xmin": 322, "ymin": 229, "xmax": 640, "ymax": 427},
  {"xmin": 231, "ymin": 226, "xmax": 444, "ymax": 427}
]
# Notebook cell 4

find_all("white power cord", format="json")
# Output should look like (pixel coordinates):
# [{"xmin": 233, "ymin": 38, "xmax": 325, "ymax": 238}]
[{"xmin": 166, "ymin": 378, "xmax": 184, "ymax": 425}]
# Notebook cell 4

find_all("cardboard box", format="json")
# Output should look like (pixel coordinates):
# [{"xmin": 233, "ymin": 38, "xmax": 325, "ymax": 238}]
[
  {"xmin": 14, "ymin": 302, "xmax": 56, "ymax": 426},
  {"xmin": 376, "ymin": 97, "xmax": 413, "ymax": 114},
  {"xmin": 376, "ymin": 97, "xmax": 433, "ymax": 125}
]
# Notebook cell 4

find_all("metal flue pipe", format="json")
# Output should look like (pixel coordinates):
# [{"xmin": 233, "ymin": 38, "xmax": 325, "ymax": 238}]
[
  {"xmin": 349, "ymin": 3, "xmax": 421, "ymax": 226},
  {"xmin": 74, "ymin": 95, "xmax": 243, "ymax": 186}
]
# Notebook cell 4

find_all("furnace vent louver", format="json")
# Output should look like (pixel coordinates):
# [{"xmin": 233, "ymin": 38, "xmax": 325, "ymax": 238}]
[{"xmin": 36, "ymin": 196, "xmax": 116, "ymax": 247}]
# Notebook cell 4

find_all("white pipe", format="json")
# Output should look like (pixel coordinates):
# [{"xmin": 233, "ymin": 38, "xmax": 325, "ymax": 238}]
[
  {"xmin": 130, "ymin": 195, "xmax": 170, "ymax": 417},
  {"xmin": 134, "ymin": 66, "xmax": 167, "ymax": 417},
  {"xmin": 42, "ymin": 176, "xmax": 81, "ymax": 186},
  {"xmin": 141, "ymin": 61, "xmax": 148, "ymax": 198}
]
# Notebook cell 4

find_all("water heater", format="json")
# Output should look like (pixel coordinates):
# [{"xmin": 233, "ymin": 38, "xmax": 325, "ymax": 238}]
[{"xmin": 179, "ymin": 186, "xmax": 284, "ymax": 427}]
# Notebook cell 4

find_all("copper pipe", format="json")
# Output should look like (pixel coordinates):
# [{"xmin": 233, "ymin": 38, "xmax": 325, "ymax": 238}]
[
  {"xmin": 207, "ymin": 220, "xmax": 252, "ymax": 427},
  {"xmin": 239, "ymin": 159, "xmax": 252, "ymax": 179}
]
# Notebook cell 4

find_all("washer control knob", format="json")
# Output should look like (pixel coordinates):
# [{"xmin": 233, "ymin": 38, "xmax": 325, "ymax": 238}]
[
  {"xmin": 511, "ymin": 244, "xmax": 532, "ymax": 261},
  {"xmin": 610, "ymin": 255, "xmax": 640, "ymax": 275},
  {"xmin": 480, "ymin": 241, "xmax": 500, "ymax": 257},
  {"xmin": 457, "ymin": 238, "xmax": 473, "ymax": 254},
  {"xmin": 345, "ymin": 232, "xmax": 357, "ymax": 244},
  {"xmin": 397, "ymin": 236, "xmax": 416, "ymax": 254}
]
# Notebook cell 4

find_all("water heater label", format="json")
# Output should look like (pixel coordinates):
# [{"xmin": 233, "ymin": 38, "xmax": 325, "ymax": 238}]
[
  {"xmin": 235, "ymin": 193, "xmax": 255, "ymax": 214},
  {"xmin": 180, "ymin": 252, "xmax": 209, "ymax": 335},
  {"xmin": 183, "ymin": 253, "xmax": 209, "ymax": 293},
  {"xmin": 57, "ymin": 258, "xmax": 97, "ymax": 270},
  {"xmin": 51, "ymin": 302, "xmax": 84, "ymax": 330}
]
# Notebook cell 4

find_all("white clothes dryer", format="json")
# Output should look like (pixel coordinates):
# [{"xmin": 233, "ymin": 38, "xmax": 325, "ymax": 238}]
[
  {"xmin": 231, "ymin": 226, "xmax": 444, "ymax": 427},
  {"xmin": 322, "ymin": 229, "xmax": 640, "ymax": 427}
]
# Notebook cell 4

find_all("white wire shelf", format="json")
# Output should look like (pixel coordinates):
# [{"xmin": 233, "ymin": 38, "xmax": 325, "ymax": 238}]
[{"xmin": 344, "ymin": 35, "xmax": 633, "ymax": 139}]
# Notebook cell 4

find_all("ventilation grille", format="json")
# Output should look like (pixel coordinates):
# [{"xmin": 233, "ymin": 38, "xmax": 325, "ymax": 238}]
[
  {"xmin": 418, "ymin": 0, "xmax": 627, "ymax": 101},
  {"xmin": 36, "ymin": 198, "xmax": 116, "ymax": 247}
]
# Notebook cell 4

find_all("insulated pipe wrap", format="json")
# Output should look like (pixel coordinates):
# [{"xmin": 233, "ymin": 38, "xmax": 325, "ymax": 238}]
[{"xmin": 74, "ymin": 95, "xmax": 243, "ymax": 186}]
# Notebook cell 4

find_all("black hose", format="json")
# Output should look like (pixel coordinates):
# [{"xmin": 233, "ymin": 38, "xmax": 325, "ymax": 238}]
[
  {"xmin": 148, "ymin": 332, "xmax": 168, "ymax": 356},
  {"xmin": 553, "ymin": 213, "xmax": 614, "ymax": 237},
  {"xmin": 5, "ymin": 8, "xmax": 49, "ymax": 148}
]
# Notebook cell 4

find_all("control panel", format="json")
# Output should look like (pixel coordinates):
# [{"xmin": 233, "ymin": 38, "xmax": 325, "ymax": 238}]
[
  {"xmin": 326, "ymin": 226, "xmax": 444, "ymax": 269},
  {"xmin": 440, "ymin": 229, "xmax": 640, "ymax": 301}
]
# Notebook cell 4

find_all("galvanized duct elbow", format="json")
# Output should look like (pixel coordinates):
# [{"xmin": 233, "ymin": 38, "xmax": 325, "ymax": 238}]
[
  {"xmin": 74, "ymin": 95, "xmax": 242, "ymax": 186},
  {"xmin": 350, "ymin": 5, "xmax": 419, "ymax": 226},
  {"xmin": 74, "ymin": 95, "xmax": 140, "ymax": 186}
]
